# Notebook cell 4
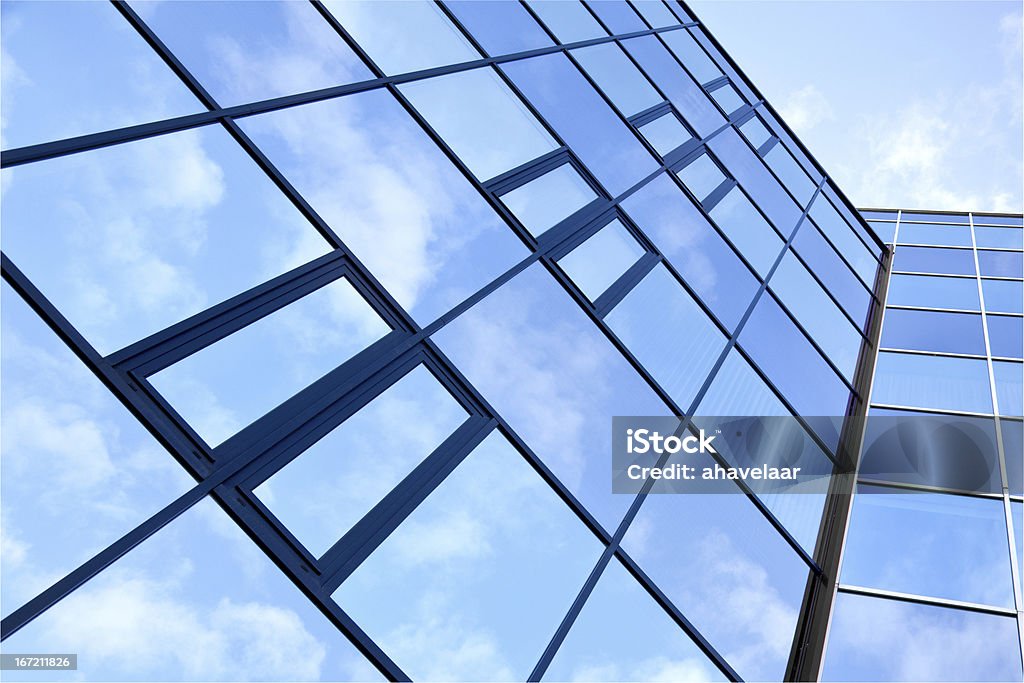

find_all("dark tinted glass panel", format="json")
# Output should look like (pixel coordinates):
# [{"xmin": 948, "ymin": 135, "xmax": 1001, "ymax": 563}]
[
  {"xmin": 793, "ymin": 221, "xmax": 872, "ymax": 326},
  {"xmin": 872, "ymin": 352, "xmax": 992, "ymax": 414},
  {"xmin": 503, "ymin": 53, "xmax": 657, "ymax": 196},
  {"xmin": 587, "ymin": 0, "xmax": 646, "ymax": 33},
  {"xmin": 893, "ymin": 246, "xmax": 976, "ymax": 276},
  {"xmin": 887, "ymin": 274, "xmax": 979, "ymax": 311},
  {"xmin": 525, "ymin": 0, "xmax": 606, "ymax": 43},
  {"xmin": 1002, "ymin": 419, "xmax": 1023, "ymax": 495},
  {"xmin": 983, "ymin": 279, "xmax": 1023, "ymax": 314},
  {"xmin": 445, "ymin": 0, "xmax": 553, "ymax": 56},
  {"xmin": 974, "ymin": 226, "xmax": 1023, "ymax": 249},
  {"xmin": 988, "ymin": 315, "xmax": 1023, "ymax": 359},
  {"xmin": 973, "ymin": 215, "xmax": 1023, "ymax": 227},
  {"xmin": 900, "ymin": 212, "xmax": 969, "ymax": 224},
  {"xmin": 896, "ymin": 223, "xmax": 972, "ymax": 247},
  {"xmin": 978, "ymin": 249, "xmax": 1023, "ymax": 278},
  {"xmin": 881, "ymin": 309, "xmax": 985, "ymax": 356}
]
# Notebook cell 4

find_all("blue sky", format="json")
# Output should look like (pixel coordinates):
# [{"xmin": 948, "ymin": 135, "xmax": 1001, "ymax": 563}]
[{"xmin": 690, "ymin": 0, "xmax": 1024, "ymax": 213}]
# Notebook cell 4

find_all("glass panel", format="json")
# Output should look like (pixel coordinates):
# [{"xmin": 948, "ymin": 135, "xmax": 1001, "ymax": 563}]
[
  {"xmin": 572, "ymin": 43, "xmax": 662, "ymax": 117},
  {"xmin": 558, "ymin": 219, "xmax": 645, "ymax": 301},
  {"xmin": 823, "ymin": 592, "xmax": 1022, "ymax": 682},
  {"xmin": 322, "ymin": 0, "xmax": 478, "ymax": 74},
  {"xmin": 983, "ymin": 279, "xmax": 1024, "ymax": 314},
  {"xmin": 793, "ymin": 219, "xmax": 873, "ymax": 327},
  {"xmin": 993, "ymin": 360, "xmax": 1023, "ymax": 417},
  {"xmin": 499, "ymin": 163, "xmax": 598, "ymax": 236},
  {"xmin": 978, "ymin": 250, "xmax": 1023, "ymax": 278},
  {"xmin": 867, "ymin": 220, "xmax": 897, "ymax": 243},
  {"xmin": 254, "ymin": 366, "xmax": 468, "ymax": 558},
  {"xmin": 676, "ymin": 152, "xmax": 726, "ymax": 203},
  {"xmin": 738, "ymin": 116, "xmax": 772, "ymax": 150},
  {"xmin": 433, "ymin": 264, "xmax": 669, "ymax": 529},
  {"xmin": 659, "ymin": 27, "xmax": 721, "ymax": 84},
  {"xmin": 769, "ymin": 252, "xmax": 862, "ymax": 381},
  {"xmin": 974, "ymin": 226, "xmax": 1024, "ymax": 249},
  {"xmin": 842, "ymin": 486, "xmax": 1014, "ymax": 606},
  {"xmin": 503, "ymin": 53, "xmax": 658, "ymax": 196},
  {"xmin": 893, "ymin": 246, "xmax": 975, "ymax": 276},
  {"xmin": 900, "ymin": 212, "xmax": 970, "ymax": 224},
  {"xmin": 622, "ymin": 35, "xmax": 724, "ymax": 137},
  {"xmin": 525, "ymin": 0, "xmax": 606, "ymax": 43},
  {"xmin": 764, "ymin": 144, "xmax": 815, "ymax": 207},
  {"xmin": 0, "ymin": 285, "xmax": 193, "ymax": 620},
  {"xmin": 332, "ymin": 432, "xmax": 604, "ymax": 680},
  {"xmin": 887, "ymin": 274, "xmax": 979, "ymax": 311},
  {"xmin": 872, "ymin": 352, "xmax": 992, "ymax": 414},
  {"xmin": 709, "ymin": 186, "xmax": 785, "ymax": 278},
  {"xmin": 622, "ymin": 174, "xmax": 759, "ymax": 331},
  {"xmin": 131, "ymin": 0, "xmax": 371, "ymax": 106},
  {"xmin": 400, "ymin": 66, "xmax": 557, "ymax": 182},
  {"xmin": 808, "ymin": 196, "xmax": 879, "ymax": 286},
  {"xmin": 896, "ymin": 223, "xmax": 972, "ymax": 247},
  {"xmin": 444, "ymin": 0, "xmax": 553, "ymax": 56},
  {"xmin": 150, "ymin": 278, "xmax": 391, "ymax": 447},
  {"xmin": 544, "ymin": 558, "xmax": 726, "ymax": 681},
  {"xmin": 709, "ymin": 82, "xmax": 744, "ymax": 115},
  {"xmin": 860, "ymin": 210, "xmax": 899, "ymax": 221},
  {"xmin": 974, "ymin": 215, "xmax": 1023, "ymax": 227},
  {"xmin": 0, "ymin": 0, "xmax": 200, "ymax": 150},
  {"xmin": 0, "ymin": 126, "xmax": 332, "ymax": 355},
  {"xmin": 632, "ymin": 0, "xmax": 679, "ymax": 28},
  {"xmin": 881, "ymin": 309, "xmax": 986, "ymax": 356},
  {"xmin": 638, "ymin": 112, "xmax": 692, "ymax": 155},
  {"xmin": 1002, "ymin": 420, "xmax": 1023, "ymax": 496},
  {"xmin": 606, "ymin": 264, "xmax": 727, "ymax": 410},
  {"xmin": 988, "ymin": 315, "xmax": 1023, "ymax": 359},
  {"xmin": 1014, "ymin": 501, "xmax": 1023, "ymax": 579},
  {"xmin": 1, "ymin": 497, "xmax": 382, "ymax": 681},
  {"xmin": 587, "ymin": 0, "xmax": 646, "ymax": 33},
  {"xmin": 239, "ymin": 88, "xmax": 529, "ymax": 324}
]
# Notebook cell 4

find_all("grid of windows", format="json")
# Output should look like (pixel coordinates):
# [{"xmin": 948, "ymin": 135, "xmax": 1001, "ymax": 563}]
[{"xmin": 1, "ymin": 2, "xmax": 887, "ymax": 681}]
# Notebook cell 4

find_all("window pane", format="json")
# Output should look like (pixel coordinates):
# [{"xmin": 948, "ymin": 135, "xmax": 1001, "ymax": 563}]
[
  {"xmin": 444, "ymin": 0, "xmax": 553, "ymax": 56},
  {"xmin": 872, "ymin": 352, "xmax": 992, "ymax": 414},
  {"xmin": 881, "ymin": 309, "xmax": 985, "ymax": 356},
  {"xmin": 1013, "ymin": 501, "xmax": 1023, "ymax": 578},
  {"xmin": 150, "ymin": 278, "xmax": 391, "ymax": 447},
  {"xmin": 400, "ymin": 67, "xmax": 557, "ymax": 182},
  {"xmin": 709, "ymin": 186, "xmax": 785, "ymax": 278},
  {"xmin": 132, "ymin": 0, "xmax": 371, "ymax": 106},
  {"xmin": 254, "ymin": 365, "xmax": 468, "ymax": 558},
  {"xmin": 739, "ymin": 116, "xmax": 772, "ymax": 150},
  {"xmin": 993, "ymin": 360, "xmax": 1023, "ymax": 417},
  {"xmin": 502, "ymin": 52, "xmax": 658, "ymax": 196},
  {"xmin": 900, "ymin": 212, "xmax": 969, "ymax": 224},
  {"xmin": 868, "ymin": 220, "xmax": 897, "ymax": 244},
  {"xmin": 896, "ymin": 222, "xmax": 972, "ymax": 247},
  {"xmin": 323, "ymin": 0, "xmax": 478, "ymax": 74},
  {"xmin": 525, "ymin": 0, "xmax": 606, "ymax": 43},
  {"xmin": 823, "ymin": 592, "xmax": 1022, "ymax": 682},
  {"xmin": 587, "ymin": 0, "xmax": 646, "ymax": 33},
  {"xmin": 638, "ymin": 112, "xmax": 692, "ymax": 155},
  {"xmin": 987, "ymin": 315, "xmax": 1023, "ymax": 359},
  {"xmin": 983, "ymin": 279, "xmax": 1023, "ymax": 314},
  {"xmin": 842, "ymin": 486, "xmax": 1014, "ymax": 607},
  {"xmin": 974, "ymin": 226, "xmax": 1023, "ymax": 249},
  {"xmin": 978, "ymin": 250, "xmax": 1023, "ymax": 278},
  {"xmin": 659, "ymin": 27, "xmax": 721, "ymax": 84},
  {"xmin": 1002, "ymin": 420, "xmax": 1023, "ymax": 496},
  {"xmin": 632, "ymin": 0, "xmax": 679, "ymax": 28},
  {"xmin": 809, "ymin": 196, "xmax": 879, "ymax": 286},
  {"xmin": 558, "ymin": 219, "xmax": 645, "ymax": 301},
  {"xmin": 332, "ymin": 431, "xmax": 604, "ymax": 680},
  {"xmin": 572, "ymin": 43, "xmax": 662, "ymax": 117},
  {"xmin": 764, "ymin": 144, "xmax": 816, "ymax": 207},
  {"xmin": 793, "ymin": 220, "xmax": 873, "ymax": 326},
  {"xmin": 0, "ymin": 126, "xmax": 332, "ymax": 354},
  {"xmin": 697, "ymin": 348, "xmax": 790, "ymax": 417},
  {"xmin": 0, "ymin": 0, "xmax": 200, "ymax": 149},
  {"xmin": 239, "ymin": 88, "xmax": 529, "ymax": 324},
  {"xmin": 676, "ymin": 152, "xmax": 726, "ymax": 203},
  {"xmin": 499, "ymin": 163, "xmax": 598, "ymax": 236},
  {"xmin": 545, "ymin": 558, "xmax": 726, "ymax": 681},
  {"xmin": 887, "ymin": 274, "xmax": 979, "ymax": 311},
  {"xmin": 975, "ymin": 215, "xmax": 1023, "ymax": 227},
  {"xmin": 893, "ymin": 246, "xmax": 976, "ymax": 276},
  {"xmin": 622, "ymin": 174, "xmax": 759, "ymax": 331},
  {"xmin": 860, "ymin": 210, "xmax": 899, "ymax": 221},
  {"xmin": 709, "ymin": 82, "xmax": 745, "ymax": 115}
]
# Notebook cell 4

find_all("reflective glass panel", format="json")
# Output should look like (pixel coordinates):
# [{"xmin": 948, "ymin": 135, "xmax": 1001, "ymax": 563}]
[
  {"xmin": 793, "ymin": 219, "xmax": 873, "ymax": 326},
  {"xmin": 983, "ymin": 279, "xmax": 1024, "ymax": 314},
  {"xmin": 444, "ymin": 0, "xmax": 553, "ymax": 56},
  {"xmin": 987, "ymin": 314, "xmax": 1023, "ymax": 359},
  {"xmin": 1014, "ymin": 501, "xmax": 1023, "ymax": 578},
  {"xmin": 632, "ymin": 0, "xmax": 679, "ymax": 28},
  {"xmin": 868, "ymin": 220, "xmax": 897, "ymax": 243},
  {"xmin": 993, "ymin": 360, "xmax": 1023, "ymax": 417},
  {"xmin": 558, "ymin": 220, "xmax": 645, "ymax": 301},
  {"xmin": 896, "ymin": 223, "xmax": 972, "ymax": 247},
  {"xmin": 881, "ymin": 309, "xmax": 985, "ymax": 356},
  {"xmin": 738, "ymin": 116, "xmax": 772, "ymax": 150},
  {"xmin": 974, "ymin": 226, "xmax": 1024, "ymax": 249},
  {"xmin": 808, "ymin": 196, "xmax": 879, "ymax": 286},
  {"xmin": 900, "ymin": 212, "xmax": 969, "ymax": 224},
  {"xmin": 573, "ymin": 43, "xmax": 662, "ymax": 117},
  {"xmin": 709, "ymin": 186, "xmax": 784, "ymax": 278},
  {"xmin": 660, "ymin": 28, "xmax": 721, "ymax": 84},
  {"xmin": 499, "ymin": 163, "xmax": 598, "ymax": 236},
  {"xmin": 709, "ymin": 82, "xmax": 744, "ymax": 115},
  {"xmin": 893, "ymin": 246, "xmax": 976, "ymax": 276},
  {"xmin": 860, "ymin": 210, "xmax": 899, "ymax": 221},
  {"xmin": 525, "ymin": 0, "xmax": 606, "ymax": 43},
  {"xmin": 676, "ymin": 152, "xmax": 726, "ymax": 203},
  {"xmin": 978, "ymin": 250, "xmax": 1023, "ymax": 278},
  {"xmin": 764, "ymin": 144, "xmax": 816, "ymax": 207},
  {"xmin": 974, "ymin": 215, "xmax": 1024, "ymax": 227},
  {"xmin": 638, "ymin": 112, "xmax": 692, "ymax": 156},
  {"xmin": 587, "ymin": 0, "xmax": 646, "ymax": 33},
  {"xmin": 872, "ymin": 352, "xmax": 992, "ymax": 414},
  {"xmin": 1001, "ymin": 420, "xmax": 1023, "ymax": 496},
  {"xmin": 886, "ymin": 274, "xmax": 979, "ymax": 311}
]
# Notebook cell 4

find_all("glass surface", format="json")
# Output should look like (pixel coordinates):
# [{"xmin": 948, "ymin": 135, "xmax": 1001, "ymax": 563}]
[
  {"xmin": 0, "ymin": 126, "xmax": 332, "ymax": 355},
  {"xmin": 1014, "ymin": 501, "xmax": 1023, "ymax": 579},
  {"xmin": 978, "ymin": 249, "xmax": 1023, "ymax": 278},
  {"xmin": 769, "ymin": 252, "xmax": 862, "ymax": 382},
  {"xmin": 544, "ymin": 558, "xmax": 725, "ymax": 682},
  {"xmin": 886, "ymin": 274, "xmax": 979, "ymax": 311},
  {"xmin": 503, "ymin": 53, "xmax": 658, "ymax": 196},
  {"xmin": 676, "ymin": 152, "xmax": 726, "ymax": 203},
  {"xmin": 982, "ymin": 278, "xmax": 1024, "ymax": 314},
  {"xmin": 587, "ymin": 0, "xmax": 647, "ymax": 33},
  {"xmin": 993, "ymin": 360, "xmax": 1023, "ymax": 417},
  {"xmin": 1001, "ymin": 420, "xmax": 1023, "ymax": 495},
  {"xmin": 659, "ymin": 27, "xmax": 721, "ymax": 84},
  {"xmin": 499, "ymin": 163, "xmax": 598, "ymax": 236},
  {"xmin": 572, "ymin": 43, "xmax": 662, "ymax": 117},
  {"xmin": 708, "ymin": 82, "xmax": 744, "ymax": 115},
  {"xmin": 764, "ymin": 144, "xmax": 816, "ymax": 208},
  {"xmin": 871, "ymin": 352, "xmax": 992, "ymax": 414},
  {"xmin": 400, "ymin": 66, "xmax": 558, "ymax": 182},
  {"xmin": 823, "ymin": 592, "xmax": 1022, "ymax": 682},
  {"xmin": 867, "ymin": 220, "xmax": 897, "ymax": 243},
  {"xmin": 622, "ymin": 35, "xmax": 725, "ymax": 137},
  {"xmin": 255, "ymin": 365, "xmax": 468, "ymax": 558},
  {"xmin": 444, "ymin": 0, "xmax": 553, "ymax": 56},
  {"xmin": 132, "ymin": 0, "xmax": 371, "ymax": 106},
  {"xmin": 900, "ymin": 212, "xmax": 970, "ymax": 224},
  {"xmin": 793, "ymin": 219, "xmax": 873, "ymax": 326},
  {"xmin": 738, "ymin": 116, "xmax": 772, "ymax": 150},
  {"xmin": 632, "ymin": 0, "xmax": 680, "ymax": 28},
  {"xmin": 558, "ymin": 219, "xmax": 646, "ymax": 301},
  {"xmin": 621, "ymin": 174, "xmax": 759, "ymax": 332},
  {"xmin": 709, "ymin": 186, "xmax": 784, "ymax": 278},
  {"xmin": 433, "ymin": 264, "xmax": 669, "ymax": 529},
  {"xmin": 332, "ymin": 432, "xmax": 604, "ymax": 681},
  {"xmin": 842, "ymin": 486, "xmax": 1014, "ymax": 607},
  {"xmin": 0, "ymin": 285, "xmax": 193, "ymax": 620},
  {"xmin": 974, "ymin": 226, "xmax": 1024, "ymax": 249},
  {"xmin": 896, "ymin": 223, "xmax": 972, "ymax": 247},
  {"xmin": 525, "ymin": 0, "xmax": 606, "ymax": 43},
  {"xmin": 239, "ymin": 88, "xmax": 529, "ymax": 324},
  {"xmin": 606, "ymin": 265, "xmax": 727, "ymax": 410},
  {"xmin": 638, "ymin": 112, "xmax": 692, "ymax": 156},
  {"xmin": 893, "ymin": 246, "xmax": 976, "ymax": 276},
  {"xmin": 987, "ymin": 314, "xmax": 1023, "ymax": 359},
  {"xmin": 322, "ymin": 0, "xmax": 478, "ymax": 74},
  {"xmin": 0, "ymin": 1, "xmax": 200, "ymax": 150},
  {"xmin": 808, "ymin": 196, "xmax": 879, "ymax": 287},
  {"xmin": 974, "ymin": 215, "xmax": 1024, "ymax": 227},
  {"xmin": 150, "ymin": 278, "xmax": 391, "ymax": 447},
  {"xmin": 881, "ymin": 309, "xmax": 985, "ymax": 356},
  {"xmin": 859, "ymin": 210, "xmax": 899, "ymax": 221}
]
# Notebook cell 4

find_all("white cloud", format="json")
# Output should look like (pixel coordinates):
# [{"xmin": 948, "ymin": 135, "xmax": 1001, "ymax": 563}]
[{"xmin": 779, "ymin": 84, "xmax": 834, "ymax": 133}]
